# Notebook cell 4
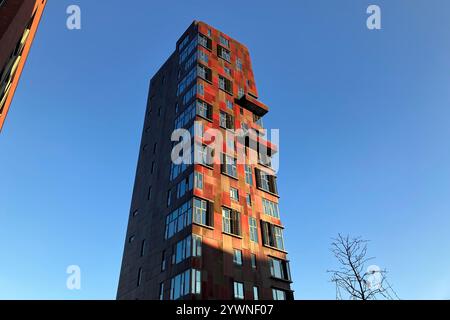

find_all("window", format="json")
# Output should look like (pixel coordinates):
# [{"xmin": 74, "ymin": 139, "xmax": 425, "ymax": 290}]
[
  {"xmin": 147, "ymin": 186, "xmax": 152, "ymax": 200},
  {"xmin": 251, "ymin": 254, "xmax": 257, "ymax": 269},
  {"xmin": 198, "ymin": 33, "xmax": 212, "ymax": 50},
  {"xmin": 174, "ymin": 99, "xmax": 196, "ymax": 129},
  {"xmin": 261, "ymin": 221, "xmax": 285, "ymax": 250},
  {"xmin": 236, "ymin": 58, "xmax": 242, "ymax": 71},
  {"xmin": 272, "ymin": 288, "xmax": 287, "ymax": 300},
  {"xmin": 218, "ymin": 75, "xmax": 233, "ymax": 94},
  {"xmin": 238, "ymin": 87, "xmax": 245, "ymax": 98},
  {"xmin": 140, "ymin": 240, "xmax": 146, "ymax": 257},
  {"xmin": 184, "ymin": 52, "xmax": 197, "ymax": 72},
  {"xmin": 222, "ymin": 207, "xmax": 241, "ymax": 236},
  {"xmin": 233, "ymin": 281, "xmax": 244, "ymax": 300},
  {"xmin": 151, "ymin": 161, "xmax": 155, "ymax": 174},
  {"xmin": 196, "ymin": 99, "xmax": 212, "ymax": 120},
  {"xmin": 165, "ymin": 200, "xmax": 193, "ymax": 239},
  {"xmin": 194, "ymin": 172, "xmax": 203, "ymax": 189},
  {"xmin": 132, "ymin": 209, "xmax": 139, "ymax": 217},
  {"xmin": 183, "ymin": 84, "xmax": 203, "ymax": 105},
  {"xmin": 169, "ymin": 269, "xmax": 201, "ymax": 300},
  {"xmin": 230, "ymin": 187, "xmax": 239, "ymax": 201},
  {"xmin": 167, "ymin": 189, "xmax": 172, "ymax": 207},
  {"xmin": 258, "ymin": 152, "xmax": 272, "ymax": 167},
  {"xmin": 255, "ymin": 168, "xmax": 278, "ymax": 194},
  {"xmin": 224, "ymin": 66, "xmax": 232, "ymax": 77},
  {"xmin": 128, "ymin": 235, "xmax": 135, "ymax": 243},
  {"xmin": 253, "ymin": 286, "xmax": 259, "ymax": 300},
  {"xmin": 231, "ymin": 249, "xmax": 243, "ymax": 266},
  {"xmin": 161, "ymin": 251, "xmax": 167, "ymax": 271},
  {"xmin": 179, "ymin": 38, "xmax": 197, "ymax": 64},
  {"xmin": 198, "ymin": 64, "xmax": 212, "ymax": 82},
  {"xmin": 226, "ymin": 99, "xmax": 233, "ymax": 110},
  {"xmin": 177, "ymin": 67, "xmax": 196, "ymax": 96},
  {"xmin": 199, "ymin": 50, "xmax": 209, "ymax": 64},
  {"xmin": 159, "ymin": 282, "xmax": 165, "ymax": 300},
  {"xmin": 137, "ymin": 268, "xmax": 143, "ymax": 287},
  {"xmin": 262, "ymin": 198, "xmax": 280, "ymax": 219},
  {"xmin": 172, "ymin": 235, "xmax": 191, "ymax": 265},
  {"xmin": 192, "ymin": 234, "xmax": 202, "ymax": 257},
  {"xmin": 170, "ymin": 269, "xmax": 190, "ymax": 300},
  {"xmin": 193, "ymin": 197, "xmax": 213, "ymax": 227},
  {"xmin": 196, "ymin": 144, "xmax": 215, "ymax": 167},
  {"xmin": 249, "ymin": 217, "xmax": 258, "ymax": 243},
  {"xmin": 245, "ymin": 165, "xmax": 253, "ymax": 185},
  {"xmin": 221, "ymin": 154, "xmax": 237, "ymax": 178},
  {"xmin": 269, "ymin": 257, "xmax": 292, "ymax": 281},
  {"xmin": 219, "ymin": 35, "xmax": 230, "ymax": 47},
  {"xmin": 217, "ymin": 45, "xmax": 231, "ymax": 62},
  {"xmin": 192, "ymin": 269, "xmax": 202, "ymax": 295},
  {"xmin": 246, "ymin": 193, "xmax": 252, "ymax": 206},
  {"xmin": 219, "ymin": 110, "xmax": 234, "ymax": 130},
  {"xmin": 177, "ymin": 173, "xmax": 194, "ymax": 199}
]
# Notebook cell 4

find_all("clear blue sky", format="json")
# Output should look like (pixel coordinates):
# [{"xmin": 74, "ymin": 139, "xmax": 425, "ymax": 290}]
[{"xmin": 1, "ymin": 0, "xmax": 449, "ymax": 300}]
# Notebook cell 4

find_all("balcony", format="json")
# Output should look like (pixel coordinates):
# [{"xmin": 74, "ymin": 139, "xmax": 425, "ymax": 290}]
[{"xmin": 235, "ymin": 93, "xmax": 268, "ymax": 117}]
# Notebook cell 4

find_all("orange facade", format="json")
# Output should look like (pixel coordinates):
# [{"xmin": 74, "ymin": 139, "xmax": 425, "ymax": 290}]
[{"xmin": 0, "ymin": 0, "xmax": 47, "ymax": 132}]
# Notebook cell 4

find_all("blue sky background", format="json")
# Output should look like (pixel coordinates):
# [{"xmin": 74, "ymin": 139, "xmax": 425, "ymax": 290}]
[{"xmin": 1, "ymin": 0, "xmax": 450, "ymax": 299}]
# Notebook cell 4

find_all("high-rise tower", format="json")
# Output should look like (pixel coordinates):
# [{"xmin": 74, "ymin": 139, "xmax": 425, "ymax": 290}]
[
  {"xmin": 0, "ymin": 0, "xmax": 47, "ymax": 132},
  {"xmin": 117, "ymin": 21, "xmax": 293, "ymax": 300}
]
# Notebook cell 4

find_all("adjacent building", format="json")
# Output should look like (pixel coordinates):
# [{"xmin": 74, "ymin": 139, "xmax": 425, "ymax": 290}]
[
  {"xmin": 117, "ymin": 21, "xmax": 293, "ymax": 300},
  {"xmin": 0, "ymin": 0, "xmax": 47, "ymax": 132}
]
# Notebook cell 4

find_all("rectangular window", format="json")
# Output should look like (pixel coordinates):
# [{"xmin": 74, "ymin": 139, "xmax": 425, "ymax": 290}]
[
  {"xmin": 177, "ymin": 67, "xmax": 196, "ymax": 96},
  {"xmin": 261, "ymin": 221, "xmax": 285, "ymax": 251},
  {"xmin": 161, "ymin": 251, "xmax": 166, "ymax": 271},
  {"xmin": 197, "ymin": 64, "xmax": 212, "ymax": 82},
  {"xmin": 137, "ymin": 268, "xmax": 143, "ymax": 287},
  {"xmin": 221, "ymin": 154, "xmax": 237, "ymax": 178},
  {"xmin": 165, "ymin": 200, "xmax": 193, "ymax": 239},
  {"xmin": 269, "ymin": 257, "xmax": 292, "ymax": 281},
  {"xmin": 262, "ymin": 198, "xmax": 280, "ymax": 219},
  {"xmin": 233, "ymin": 249, "xmax": 243, "ymax": 266},
  {"xmin": 191, "ymin": 269, "xmax": 202, "ymax": 295},
  {"xmin": 233, "ymin": 281, "xmax": 244, "ymax": 300},
  {"xmin": 246, "ymin": 193, "xmax": 252, "ymax": 206},
  {"xmin": 193, "ymin": 197, "xmax": 213, "ymax": 227},
  {"xmin": 255, "ymin": 168, "xmax": 278, "ymax": 194},
  {"xmin": 222, "ymin": 207, "xmax": 241, "ymax": 236},
  {"xmin": 159, "ymin": 282, "xmax": 165, "ymax": 300},
  {"xmin": 245, "ymin": 165, "xmax": 253, "ymax": 185},
  {"xmin": 238, "ymin": 87, "xmax": 245, "ymax": 98},
  {"xmin": 194, "ymin": 172, "xmax": 203, "ymax": 189},
  {"xmin": 172, "ymin": 235, "xmax": 192, "ymax": 265},
  {"xmin": 192, "ymin": 234, "xmax": 202, "ymax": 257},
  {"xmin": 236, "ymin": 58, "xmax": 242, "ymax": 71},
  {"xmin": 253, "ymin": 286, "xmax": 259, "ymax": 300},
  {"xmin": 219, "ymin": 110, "xmax": 234, "ymax": 130},
  {"xmin": 218, "ymin": 75, "xmax": 233, "ymax": 94},
  {"xmin": 170, "ymin": 269, "xmax": 190, "ymax": 300},
  {"xmin": 230, "ymin": 187, "xmax": 239, "ymax": 201},
  {"xmin": 198, "ymin": 50, "xmax": 209, "ymax": 64},
  {"xmin": 217, "ymin": 45, "xmax": 231, "ymax": 62},
  {"xmin": 140, "ymin": 239, "xmax": 146, "ymax": 257},
  {"xmin": 177, "ymin": 173, "xmax": 194, "ymax": 199},
  {"xmin": 226, "ymin": 99, "xmax": 233, "ymax": 110},
  {"xmin": 196, "ymin": 144, "xmax": 215, "ymax": 167},
  {"xmin": 219, "ymin": 35, "xmax": 230, "ymax": 47},
  {"xmin": 196, "ymin": 99, "xmax": 212, "ymax": 120},
  {"xmin": 251, "ymin": 253, "xmax": 257, "ymax": 269},
  {"xmin": 198, "ymin": 33, "xmax": 212, "ymax": 50},
  {"xmin": 224, "ymin": 66, "xmax": 232, "ymax": 77},
  {"xmin": 249, "ymin": 217, "xmax": 258, "ymax": 243},
  {"xmin": 179, "ymin": 37, "xmax": 197, "ymax": 64},
  {"xmin": 272, "ymin": 288, "xmax": 287, "ymax": 300}
]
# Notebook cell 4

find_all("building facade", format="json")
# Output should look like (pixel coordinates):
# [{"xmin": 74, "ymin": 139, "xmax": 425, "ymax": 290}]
[
  {"xmin": 117, "ymin": 21, "xmax": 293, "ymax": 300},
  {"xmin": 0, "ymin": 0, "xmax": 46, "ymax": 132}
]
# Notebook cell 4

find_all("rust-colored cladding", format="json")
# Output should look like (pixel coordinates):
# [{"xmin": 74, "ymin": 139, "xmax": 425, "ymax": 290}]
[
  {"xmin": 117, "ymin": 21, "xmax": 293, "ymax": 300},
  {"xmin": 0, "ymin": 0, "xmax": 47, "ymax": 132}
]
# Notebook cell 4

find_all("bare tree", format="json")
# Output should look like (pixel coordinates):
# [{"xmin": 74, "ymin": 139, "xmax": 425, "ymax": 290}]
[{"xmin": 328, "ymin": 234, "xmax": 399, "ymax": 300}]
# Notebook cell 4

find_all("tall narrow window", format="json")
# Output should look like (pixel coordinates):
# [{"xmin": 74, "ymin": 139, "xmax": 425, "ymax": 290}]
[
  {"xmin": 193, "ymin": 198, "xmax": 213, "ymax": 227},
  {"xmin": 245, "ymin": 165, "xmax": 253, "ymax": 185},
  {"xmin": 249, "ymin": 217, "xmax": 258, "ymax": 243},
  {"xmin": 222, "ymin": 207, "xmax": 241, "ymax": 236},
  {"xmin": 194, "ymin": 172, "xmax": 203, "ymax": 190},
  {"xmin": 251, "ymin": 253, "xmax": 257, "ymax": 269},
  {"xmin": 137, "ymin": 268, "xmax": 143, "ymax": 287},
  {"xmin": 161, "ymin": 251, "xmax": 167, "ymax": 271},
  {"xmin": 159, "ymin": 282, "xmax": 164, "ymax": 300},
  {"xmin": 192, "ymin": 234, "xmax": 202, "ymax": 257},
  {"xmin": 233, "ymin": 249, "xmax": 243, "ymax": 266},
  {"xmin": 253, "ymin": 286, "xmax": 259, "ymax": 300},
  {"xmin": 233, "ymin": 281, "xmax": 244, "ymax": 300},
  {"xmin": 230, "ymin": 187, "xmax": 239, "ymax": 201},
  {"xmin": 221, "ymin": 154, "xmax": 237, "ymax": 178},
  {"xmin": 140, "ymin": 240, "xmax": 146, "ymax": 257}
]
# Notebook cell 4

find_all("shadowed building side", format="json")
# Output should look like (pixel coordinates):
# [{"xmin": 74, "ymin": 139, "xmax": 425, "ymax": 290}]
[{"xmin": 0, "ymin": 0, "xmax": 47, "ymax": 132}]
